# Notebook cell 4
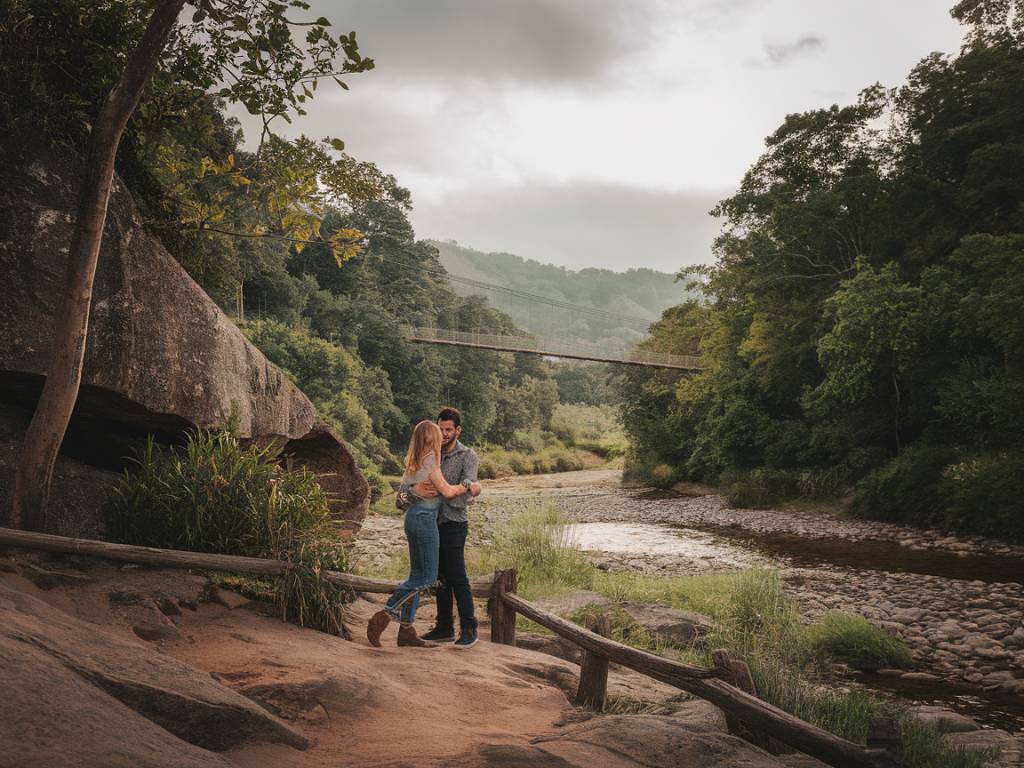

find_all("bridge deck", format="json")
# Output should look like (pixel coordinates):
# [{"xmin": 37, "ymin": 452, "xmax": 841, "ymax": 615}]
[{"xmin": 403, "ymin": 327, "xmax": 703, "ymax": 371}]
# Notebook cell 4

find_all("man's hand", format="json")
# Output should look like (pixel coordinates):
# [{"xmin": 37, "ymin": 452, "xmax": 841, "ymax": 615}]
[
  {"xmin": 469, "ymin": 481, "xmax": 482, "ymax": 497},
  {"xmin": 415, "ymin": 480, "xmax": 439, "ymax": 498}
]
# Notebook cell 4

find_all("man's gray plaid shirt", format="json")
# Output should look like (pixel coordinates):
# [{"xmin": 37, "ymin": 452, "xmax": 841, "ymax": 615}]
[{"xmin": 396, "ymin": 440, "xmax": 479, "ymax": 524}]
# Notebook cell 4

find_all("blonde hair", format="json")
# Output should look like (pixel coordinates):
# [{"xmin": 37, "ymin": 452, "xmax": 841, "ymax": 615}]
[{"xmin": 404, "ymin": 420, "xmax": 442, "ymax": 475}]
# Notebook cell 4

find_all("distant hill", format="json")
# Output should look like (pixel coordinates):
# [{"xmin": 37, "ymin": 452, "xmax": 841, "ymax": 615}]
[{"xmin": 430, "ymin": 240, "xmax": 689, "ymax": 347}]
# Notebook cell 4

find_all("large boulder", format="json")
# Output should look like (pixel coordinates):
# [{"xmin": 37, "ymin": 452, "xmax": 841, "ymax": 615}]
[
  {"xmin": 0, "ymin": 145, "xmax": 368, "ymax": 535},
  {"xmin": 0, "ymin": 580, "xmax": 308, "ymax": 767}
]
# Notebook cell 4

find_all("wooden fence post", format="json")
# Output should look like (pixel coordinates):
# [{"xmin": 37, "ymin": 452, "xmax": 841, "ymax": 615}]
[
  {"xmin": 712, "ymin": 649, "xmax": 779, "ymax": 753},
  {"xmin": 575, "ymin": 613, "xmax": 610, "ymax": 710},
  {"xmin": 488, "ymin": 569, "xmax": 518, "ymax": 645},
  {"xmin": 866, "ymin": 717, "xmax": 902, "ymax": 760}
]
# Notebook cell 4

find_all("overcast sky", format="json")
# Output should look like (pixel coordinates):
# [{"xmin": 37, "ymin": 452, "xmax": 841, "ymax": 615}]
[{"xmin": 232, "ymin": 1, "xmax": 966, "ymax": 273}]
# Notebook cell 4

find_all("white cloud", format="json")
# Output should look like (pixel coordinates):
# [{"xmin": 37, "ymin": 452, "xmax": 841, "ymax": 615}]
[{"xmin": 230, "ymin": 0, "xmax": 966, "ymax": 272}]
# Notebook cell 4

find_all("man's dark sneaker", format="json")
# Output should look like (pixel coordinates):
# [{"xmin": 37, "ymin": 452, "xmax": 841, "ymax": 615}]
[
  {"xmin": 453, "ymin": 627, "xmax": 478, "ymax": 649},
  {"xmin": 421, "ymin": 625, "xmax": 456, "ymax": 643}
]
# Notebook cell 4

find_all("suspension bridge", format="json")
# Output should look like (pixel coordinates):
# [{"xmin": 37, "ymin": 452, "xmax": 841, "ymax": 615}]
[
  {"xmin": 403, "ymin": 326, "xmax": 703, "ymax": 370},
  {"xmin": 372, "ymin": 251, "xmax": 703, "ymax": 370}
]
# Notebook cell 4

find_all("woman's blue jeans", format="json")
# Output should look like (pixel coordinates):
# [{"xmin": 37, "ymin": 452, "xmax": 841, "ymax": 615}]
[{"xmin": 384, "ymin": 498, "xmax": 441, "ymax": 624}]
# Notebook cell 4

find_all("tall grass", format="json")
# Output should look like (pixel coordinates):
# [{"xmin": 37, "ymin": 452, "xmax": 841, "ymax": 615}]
[
  {"xmin": 472, "ymin": 504, "xmax": 593, "ymax": 598},
  {"xmin": 106, "ymin": 430, "xmax": 350, "ymax": 634}
]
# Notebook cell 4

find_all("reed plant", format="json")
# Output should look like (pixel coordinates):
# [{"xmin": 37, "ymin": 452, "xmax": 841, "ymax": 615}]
[
  {"xmin": 106, "ymin": 429, "xmax": 350, "ymax": 634},
  {"xmin": 473, "ymin": 503, "xmax": 594, "ymax": 598}
]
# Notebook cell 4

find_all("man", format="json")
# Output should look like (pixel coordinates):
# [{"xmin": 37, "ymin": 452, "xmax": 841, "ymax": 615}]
[{"xmin": 396, "ymin": 407, "xmax": 482, "ymax": 648}]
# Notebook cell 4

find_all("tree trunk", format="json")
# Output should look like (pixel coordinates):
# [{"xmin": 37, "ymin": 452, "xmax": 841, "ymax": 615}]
[{"xmin": 6, "ymin": 0, "xmax": 186, "ymax": 530}]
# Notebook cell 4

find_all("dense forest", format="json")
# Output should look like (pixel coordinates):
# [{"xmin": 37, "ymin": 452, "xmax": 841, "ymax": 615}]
[
  {"xmin": 433, "ymin": 240, "xmax": 686, "ymax": 346},
  {"xmin": 0, "ymin": 0, "xmax": 621, "ymax": 498},
  {"xmin": 623, "ymin": 1, "xmax": 1024, "ymax": 540}
]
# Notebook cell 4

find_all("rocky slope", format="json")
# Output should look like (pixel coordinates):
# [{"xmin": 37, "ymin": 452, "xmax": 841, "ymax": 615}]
[{"xmin": 1, "ymin": 547, "xmax": 834, "ymax": 768}]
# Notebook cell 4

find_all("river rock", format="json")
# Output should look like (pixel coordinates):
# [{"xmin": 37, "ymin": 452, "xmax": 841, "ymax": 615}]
[
  {"xmin": 944, "ymin": 729, "xmax": 1022, "ymax": 764},
  {"xmin": 619, "ymin": 602, "xmax": 715, "ymax": 645},
  {"xmin": 900, "ymin": 672, "xmax": 941, "ymax": 681},
  {"xmin": 911, "ymin": 705, "xmax": 981, "ymax": 734},
  {"xmin": 0, "ymin": 145, "xmax": 368, "ymax": 535},
  {"xmin": 890, "ymin": 608, "xmax": 927, "ymax": 624}
]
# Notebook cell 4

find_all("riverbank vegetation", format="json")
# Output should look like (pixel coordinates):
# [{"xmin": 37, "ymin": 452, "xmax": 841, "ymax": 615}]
[
  {"xmin": 366, "ymin": 505, "xmax": 990, "ymax": 767},
  {"xmin": 620, "ymin": 4, "xmax": 1024, "ymax": 542},
  {"xmin": 106, "ymin": 429, "xmax": 350, "ymax": 634}
]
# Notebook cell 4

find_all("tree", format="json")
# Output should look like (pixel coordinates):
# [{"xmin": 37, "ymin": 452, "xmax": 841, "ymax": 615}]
[
  {"xmin": 6, "ymin": 0, "xmax": 373, "ymax": 530},
  {"xmin": 804, "ymin": 262, "xmax": 921, "ymax": 452},
  {"xmin": 7, "ymin": 0, "xmax": 187, "ymax": 530}
]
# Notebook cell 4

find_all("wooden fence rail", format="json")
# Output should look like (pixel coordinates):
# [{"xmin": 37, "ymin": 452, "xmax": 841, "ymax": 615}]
[
  {"xmin": 0, "ymin": 527, "xmax": 901, "ymax": 768},
  {"xmin": 0, "ymin": 527, "xmax": 494, "ymax": 598}
]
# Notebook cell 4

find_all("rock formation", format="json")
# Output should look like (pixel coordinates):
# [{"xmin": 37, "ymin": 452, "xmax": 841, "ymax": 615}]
[{"xmin": 0, "ymin": 145, "xmax": 368, "ymax": 535}]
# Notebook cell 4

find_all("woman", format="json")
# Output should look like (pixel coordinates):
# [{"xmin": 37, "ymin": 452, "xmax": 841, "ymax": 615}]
[{"xmin": 367, "ymin": 420, "xmax": 471, "ymax": 647}]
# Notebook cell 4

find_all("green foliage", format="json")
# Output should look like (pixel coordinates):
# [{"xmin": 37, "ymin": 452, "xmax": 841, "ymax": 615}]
[
  {"xmin": 106, "ymin": 430, "xmax": 350, "ymax": 634},
  {"xmin": 861, "ymin": 448, "xmax": 1024, "ymax": 540},
  {"xmin": 477, "ymin": 444, "xmax": 600, "ymax": 479},
  {"xmin": 242, "ymin": 319, "xmax": 400, "ymax": 484},
  {"xmin": 851, "ymin": 443, "xmax": 955, "ymax": 524},
  {"xmin": 720, "ymin": 468, "xmax": 800, "ymax": 508},
  {"xmin": 553, "ymin": 363, "xmax": 617, "ymax": 406},
  {"xmin": 620, "ymin": 11, "xmax": 1024, "ymax": 540},
  {"xmin": 550, "ymin": 403, "xmax": 627, "ymax": 459},
  {"xmin": 806, "ymin": 612, "xmax": 914, "ymax": 671}
]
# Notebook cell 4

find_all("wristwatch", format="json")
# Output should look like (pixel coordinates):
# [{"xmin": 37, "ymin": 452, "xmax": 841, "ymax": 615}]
[{"xmin": 462, "ymin": 479, "xmax": 473, "ymax": 492}]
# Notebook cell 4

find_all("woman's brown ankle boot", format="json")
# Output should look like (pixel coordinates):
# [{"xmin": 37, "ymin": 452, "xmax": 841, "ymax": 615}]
[
  {"xmin": 397, "ymin": 623, "xmax": 435, "ymax": 647},
  {"xmin": 367, "ymin": 609, "xmax": 391, "ymax": 647}
]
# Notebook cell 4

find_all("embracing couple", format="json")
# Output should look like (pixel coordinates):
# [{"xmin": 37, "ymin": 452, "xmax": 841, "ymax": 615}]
[{"xmin": 367, "ymin": 407, "xmax": 482, "ymax": 649}]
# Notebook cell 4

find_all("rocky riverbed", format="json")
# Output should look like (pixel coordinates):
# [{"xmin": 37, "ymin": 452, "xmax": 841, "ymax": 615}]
[{"xmin": 481, "ymin": 481, "xmax": 1024, "ymax": 696}]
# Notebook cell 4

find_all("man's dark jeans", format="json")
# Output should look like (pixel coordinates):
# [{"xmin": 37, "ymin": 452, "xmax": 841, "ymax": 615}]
[{"xmin": 436, "ymin": 520, "xmax": 477, "ymax": 631}]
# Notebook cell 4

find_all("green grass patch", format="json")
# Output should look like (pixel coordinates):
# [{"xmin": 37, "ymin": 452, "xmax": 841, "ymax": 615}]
[
  {"xmin": 106, "ymin": 429, "xmax": 351, "ymax": 634},
  {"xmin": 591, "ymin": 570, "xmax": 741, "ymax": 621},
  {"xmin": 806, "ymin": 612, "xmax": 914, "ymax": 671}
]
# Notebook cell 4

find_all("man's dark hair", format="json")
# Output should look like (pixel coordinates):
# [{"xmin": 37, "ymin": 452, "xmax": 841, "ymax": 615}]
[{"xmin": 437, "ymin": 406, "xmax": 461, "ymax": 428}]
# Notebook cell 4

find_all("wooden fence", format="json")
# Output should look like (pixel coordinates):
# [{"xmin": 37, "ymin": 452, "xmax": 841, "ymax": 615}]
[{"xmin": 0, "ymin": 527, "xmax": 902, "ymax": 768}]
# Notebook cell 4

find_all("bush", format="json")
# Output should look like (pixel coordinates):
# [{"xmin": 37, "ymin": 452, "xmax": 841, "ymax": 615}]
[
  {"xmin": 479, "ymin": 452, "xmax": 514, "ymax": 479},
  {"xmin": 361, "ymin": 464, "xmax": 389, "ymax": 503},
  {"xmin": 806, "ymin": 612, "xmax": 913, "ymax": 671},
  {"xmin": 852, "ymin": 443, "xmax": 954, "ymax": 523},
  {"xmin": 941, "ymin": 451, "xmax": 1024, "ymax": 541},
  {"xmin": 648, "ymin": 463, "xmax": 676, "ymax": 487},
  {"xmin": 477, "ymin": 443, "xmax": 599, "ymax": 479},
  {"xmin": 106, "ymin": 430, "xmax": 350, "ymax": 634},
  {"xmin": 721, "ymin": 468, "xmax": 800, "ymax": 508}
]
